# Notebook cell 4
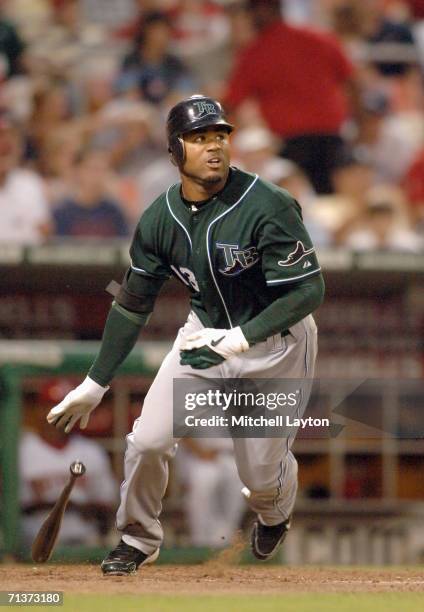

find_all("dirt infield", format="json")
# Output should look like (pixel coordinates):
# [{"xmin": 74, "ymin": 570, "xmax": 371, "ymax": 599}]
[{"xmin": 1, "ymin": 563, "xmax": 424, "ymax": 595}]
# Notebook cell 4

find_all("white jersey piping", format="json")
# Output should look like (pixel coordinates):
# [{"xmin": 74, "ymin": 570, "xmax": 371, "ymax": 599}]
[
  {"xmin": 165, "ymin": 184, "xmax": 193, "ymax": 251},
  {"xmin": 130, "ymin": 263, "xmax": 149, "ymax": 275},
  {"xmin": 266, "ymin": 267, "xmax": 321, "ymax": 285}
]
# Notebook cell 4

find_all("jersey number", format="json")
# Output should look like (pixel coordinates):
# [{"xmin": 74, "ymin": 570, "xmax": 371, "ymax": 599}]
[{"xmin": 171, "ymin": 265, "xmax": 200, "ymax": 292}]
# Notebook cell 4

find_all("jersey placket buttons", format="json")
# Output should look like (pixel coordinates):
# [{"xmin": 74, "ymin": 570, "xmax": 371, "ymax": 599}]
[{"xmin": 192, "ymin": 215, "xmax": 202, "ymax": 255}]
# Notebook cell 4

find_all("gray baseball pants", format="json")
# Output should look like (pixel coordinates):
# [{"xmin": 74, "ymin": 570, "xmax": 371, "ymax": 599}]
[{"xmin": 117, "ymin": 311, "xmax": 317, "ymax": 555}]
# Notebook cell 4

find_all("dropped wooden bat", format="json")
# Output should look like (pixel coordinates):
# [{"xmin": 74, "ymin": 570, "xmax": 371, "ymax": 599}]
[{"xmin": 31, "ymin": 461, "xmax": 86, "ymax": 563}]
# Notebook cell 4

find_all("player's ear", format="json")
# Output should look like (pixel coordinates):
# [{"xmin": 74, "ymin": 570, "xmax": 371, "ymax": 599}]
[
  {"xmin": 168, "ymin": 147, "xmax": 178, "ymax": 166},
  {"xmin": 168, "ymin": 136, "xmax": 185, "ymax": 167}
]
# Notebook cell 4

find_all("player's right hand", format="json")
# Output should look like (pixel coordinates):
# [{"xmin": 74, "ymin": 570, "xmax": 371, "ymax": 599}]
[{"xmin": 46, "ymin": 376, "xmax": 109, "ymax": 434}]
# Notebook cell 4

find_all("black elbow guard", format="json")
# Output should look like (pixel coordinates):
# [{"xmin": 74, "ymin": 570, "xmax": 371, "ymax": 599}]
[
  {"xmin": 107, "ymin": 269, "xmax": 160, "ymax": 315},
  {"xmin": 115, "ymin": 285, "xmax": 157, "ymax": 314}
]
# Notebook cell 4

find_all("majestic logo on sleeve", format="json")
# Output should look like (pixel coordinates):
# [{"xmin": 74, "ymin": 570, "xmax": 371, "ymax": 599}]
[
  {"xmin": 216, "ymin": 243, "xmax": 260, "ymax": 276},
  {"xmin": 278, "ymin": 241, "xmax": 315, "ymax": 267},
  {"xmin": 193, "ymin": 101, "xmax": 217, "ymax": 118}
]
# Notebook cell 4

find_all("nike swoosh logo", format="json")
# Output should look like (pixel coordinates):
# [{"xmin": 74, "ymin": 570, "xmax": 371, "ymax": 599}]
[{"xmin": 211, "ymin": 336, "xmax": 225, "ymax": 347}]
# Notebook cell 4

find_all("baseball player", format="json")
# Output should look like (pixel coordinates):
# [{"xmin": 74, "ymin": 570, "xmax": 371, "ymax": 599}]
[{"xmin": 47, "ymin": 95, "xmax": 325, "ymax": 575}]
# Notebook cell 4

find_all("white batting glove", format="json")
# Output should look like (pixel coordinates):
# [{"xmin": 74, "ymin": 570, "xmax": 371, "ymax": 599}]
[
  {"xmin": 180, "ymin": 327, "xmax": 249, "ymax": 359},
  {"xmin": 46, "ymin": 376, "xmax": 109, "ymax": 434}
]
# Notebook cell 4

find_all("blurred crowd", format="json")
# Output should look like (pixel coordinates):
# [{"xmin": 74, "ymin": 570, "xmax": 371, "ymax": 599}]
[{"xmin": 1, "ymin": 0, "xmax": 424, "ymax": 251}]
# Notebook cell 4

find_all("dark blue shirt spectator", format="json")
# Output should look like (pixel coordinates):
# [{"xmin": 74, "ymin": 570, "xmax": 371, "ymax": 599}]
[
  {"xmin": 0, "ymin": 14, "xmax": 25, "ymax": 78},
  {"xmin": 52, "ymin": 149, "xmax": 130, "ymax": 238},
  {"xmin": 53, "ymin": 198, "xmax": 129, "ymax": 238},
  {"xmin": 117, "ymin": 11, "xmax": 194, "ymax": 104}
]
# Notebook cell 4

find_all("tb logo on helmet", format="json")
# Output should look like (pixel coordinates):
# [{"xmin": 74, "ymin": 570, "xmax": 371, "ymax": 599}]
[{"xmin": 193, "ymin": 101, "xmax": 217, "ymax": 118}]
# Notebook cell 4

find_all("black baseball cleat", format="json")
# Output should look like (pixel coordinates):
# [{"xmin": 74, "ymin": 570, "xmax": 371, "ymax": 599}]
[
  {"xmin": 101, "ymin": 539, "xmax": 159, "ymax": 576},
  {"xmin": 251, "ymin": 516, "xmax": 291, "ymax": 561}
]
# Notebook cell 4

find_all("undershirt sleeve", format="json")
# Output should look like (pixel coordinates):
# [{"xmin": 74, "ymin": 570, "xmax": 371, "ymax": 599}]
[
  {"xmin": 88, "ymin": 266, "xmax": 167, "ymax": 386},
  {"xmin": 88, "ymin": 303, "xmax": 148, "ymax": 387}
]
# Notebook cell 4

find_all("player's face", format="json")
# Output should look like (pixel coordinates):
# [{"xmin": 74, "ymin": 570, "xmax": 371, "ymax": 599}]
[{"xmin": 182, "ymin": 127, "xmax": 231, "ymax": 187}]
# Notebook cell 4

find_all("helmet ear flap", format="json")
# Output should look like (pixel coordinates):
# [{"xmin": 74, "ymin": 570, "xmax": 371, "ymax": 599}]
[{"xmin": 169, "ymin": 136, "xmax": 185, "ymax": 167}]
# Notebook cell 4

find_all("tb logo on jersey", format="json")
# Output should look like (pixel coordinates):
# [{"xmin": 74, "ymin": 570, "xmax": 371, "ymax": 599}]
[{"xmin": 216, "ymin": 243, "xmax": 259, "ymax": 276}]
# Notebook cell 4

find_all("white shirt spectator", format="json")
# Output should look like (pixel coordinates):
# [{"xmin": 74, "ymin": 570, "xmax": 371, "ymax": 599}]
[
  {"xmin": 0, "ymin": 169, "xmax": 50, "ymax": 244},
  {"xmin": 356, "ymin": 112, "xmax": 424, "ymax": 184},
  {"xmin": 137, "ymin": 156, "xmax": 179, "ymax": 212},
  {"xmin": 346, "ymin": 228, "xmax": 423, "ymax": 253}
]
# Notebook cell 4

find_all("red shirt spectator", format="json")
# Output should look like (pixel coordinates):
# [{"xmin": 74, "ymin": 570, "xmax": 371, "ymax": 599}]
[
  {"xmin": 224, "ymin": 1, "xmax": 357, "ymax": 194},
  {"xmin": 405, "ymin": 150, "xmax": 424, "ymax": 207},
  {"xmin": 404, "ymin": 0, "xmax": 424, "ymax": 18},
  {"xmin": 225, "ymin": 20, "xmax": 354, "ymax": 139}
]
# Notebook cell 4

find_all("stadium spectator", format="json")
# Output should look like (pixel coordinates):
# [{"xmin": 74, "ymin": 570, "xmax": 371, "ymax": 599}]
[
  {"xmin": 0, "ymin": 0, "xmax": 26, "ymax": 80},
  {"xmin": 2, "ymin": 0, "xmax": 50, "ymax": 47},
  {"xmin": 231, "ymin": 126, "xmax": 281, "ymax": 175},
  {"xmin": 20, "ymin": 378, "xmax": 118, "ymax": 547},
  {"xmin": 353, "ymin": 90, "xmax": 422, "ymax": 183},
  {"xmin": 331, "ymin": 149, "xmax": 376, "ymax": 209},
  {"xmin": 113, "ymin": 0, "xmax": 169, "ymax": 41},
  {"xmin": 363, "ymin": 0, "xmax": 419, "ymax": 78},
  {"xmin": 0, "ymin": 112, "xmax": 51, "ymax": 245},
  {"xmin": 404, "ymin": 148, "xmax": 424, "ymax": 230},
  {"xmin": 116, "ymin": 11, "xmax": 195, "ymax": 105},
  {"xmin": 25, "ymin": 83, "xmax": 76, "ymax": 168},
  {"xmin": 182, "ymin": 1, "xmax": 256, "ymax": 87},
  {"xmin": 312, "ymin": 149, "xmax": 376, "ymax": 244},
  {"xmin": 282, "ymin": 0, "xmax": 323, "ymax": 26},
  {"xmin": 82, "ymin": 0, "xmax": 135, "ymax": 32},
  {"xmin": 52, "ymin": 149, "xmax": 130, "ymax": 238},
  {"xmin": 170, "ymin": 0, "xmax": 229, "ymax": 58},
  {"xmin": 39, "ymin": 128, "xmax": 83, "ymax": 205},
  {"xmin": 178, "ymin": 438, "xmax": 245, "ymax": 548},
  {"xmin": 225, "ymin": 1, "xmax": 256, "ymax": 54},
  {"xmin": 137, "ymin": 154, "xmax": 179, "ymax": 212},
  {"xmin": 225, "ymin": 0, "xmax": 359, "ymax": 194},
  {"xmin": 345, "ymin": 191, "xmax": 423, "ymax": 252},
  {"xmin": 28, "ymin": 0, "xmax": 108, "ymax": 81},
  {"xmin": 328, "ymin": 0, "xmax": 370, "ymax": 64},
  {"xmin": 168, "ymin": 0, "xmax": 230, "ymax": 83},
  {"xmin": 404, "ymin": 0, "xmax": 424, "ymax": 19},
  {"xmin": 93, "ymin": 97, "xmax": 158, "ymax": 177}
]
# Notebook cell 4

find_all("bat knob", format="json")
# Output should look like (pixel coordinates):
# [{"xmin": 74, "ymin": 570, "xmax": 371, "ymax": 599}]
[{"xmin": 70, "ymin": 461, "xmax": 86, "ymax": 477}]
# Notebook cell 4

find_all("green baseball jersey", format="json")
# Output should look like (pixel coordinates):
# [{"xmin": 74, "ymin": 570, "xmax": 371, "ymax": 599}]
[{"xmin": 129, "ymin": 168, "xmax": 321, "ymax": 329}]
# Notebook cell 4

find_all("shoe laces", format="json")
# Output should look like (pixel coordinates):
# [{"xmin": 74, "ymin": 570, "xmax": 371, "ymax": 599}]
[
  {"xmin": 110, "ymin": 540, "xmax": 138, "ymax": 560},
  {"xmin": 258, "ymin": 518, "xmax": 290, "ymax": 539}
]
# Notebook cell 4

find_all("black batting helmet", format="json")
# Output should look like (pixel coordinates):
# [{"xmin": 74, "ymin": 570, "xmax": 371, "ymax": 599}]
[{"xmin": 166, "ymin": 95, "xmax": 234, "ymax": 167}]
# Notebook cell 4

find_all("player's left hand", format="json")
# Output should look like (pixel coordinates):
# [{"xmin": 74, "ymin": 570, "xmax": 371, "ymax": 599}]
[{"xmin": 180, "ymin": 327, "xmax": 249, "ymax": 369}]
